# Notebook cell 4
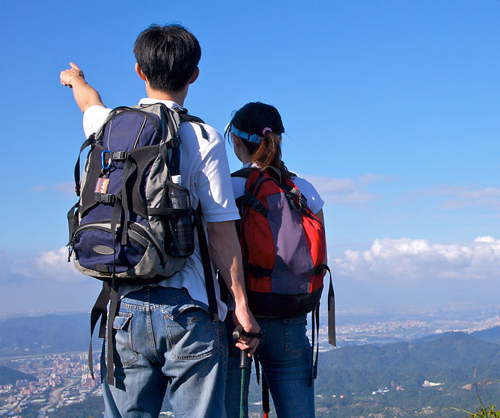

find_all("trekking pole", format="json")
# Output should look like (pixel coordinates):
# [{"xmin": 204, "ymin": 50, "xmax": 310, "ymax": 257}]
[
  {"xmin": 233, "ymin": 326, "xmax": 251, "ymax": 418},
  {"xmin": 262, "ymin": 370, "xmax": 270, "ymax": 418}
]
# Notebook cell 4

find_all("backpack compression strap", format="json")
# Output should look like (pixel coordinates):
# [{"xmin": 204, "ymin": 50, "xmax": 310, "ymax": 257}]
[
  {"xmin": 88, "ymin": 282, "xmax": 119, "ymax": 385},
  {"xmin": 319, "ymin": 264, "xmax": 336, "ymax": 346}
]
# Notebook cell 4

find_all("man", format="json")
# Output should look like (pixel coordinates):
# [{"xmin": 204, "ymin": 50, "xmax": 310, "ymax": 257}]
[{"xmin": 60, "ymin": 24, "xmax": 259, "ymax": 418}]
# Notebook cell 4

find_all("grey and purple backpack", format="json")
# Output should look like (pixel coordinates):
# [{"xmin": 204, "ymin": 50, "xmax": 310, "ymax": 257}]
[{"xmin": 67, "ymin": 103, "xmax": 217, "ymax": 384}]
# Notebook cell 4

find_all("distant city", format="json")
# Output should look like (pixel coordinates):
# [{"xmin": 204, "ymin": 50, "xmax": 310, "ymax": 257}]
[
  {"xmin": 0, "ymin": 305, "xmax": 499, "ymax": 417},
  {"xmin": 0, "ymin": 353, "xmax": 100, "ymax": 417},
  {"xmin": 0, "ymin": 354, "xmax": 176, "ymax": 417},
  {"xmin": 315, "ymin": 304, "xmax": 500, "ymax": 350}
]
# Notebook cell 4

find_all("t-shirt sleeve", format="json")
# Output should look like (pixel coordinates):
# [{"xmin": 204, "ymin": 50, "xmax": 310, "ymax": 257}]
[
  {"xmin": 192, "ymin": 126, "xmax": 240, "ymax": 223},
  {"xmin": 83, "ymin": 105, "xmax": 112, "ymax": 138},
  {"xmin": 231, "ymin": 176, "xmax": 247, "ymax": 200},
  {"xmin": 293, "ymin": 177, "xmax": 324, "ymax": 215}
]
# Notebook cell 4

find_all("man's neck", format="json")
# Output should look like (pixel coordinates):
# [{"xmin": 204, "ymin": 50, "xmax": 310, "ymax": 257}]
[{"xmin": 146, "ymin": 84, "xmax": 188, "ymax": 107}]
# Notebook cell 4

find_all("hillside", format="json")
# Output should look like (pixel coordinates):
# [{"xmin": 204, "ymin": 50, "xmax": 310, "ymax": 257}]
[
  {"xmin": 472, "ymin": 326, "xmax": 500, "ymax": 345},
  {"xmin": 317, "ymin": 332, "xmax": 500, "ymax": 391},
  {"xmin": 0, "ymin": 365, "xmax": 37, "ymax": 385},
  {"xmin": 313, "ymin": 332, "xmax": 500, "ymax": 417},
  {"xmin": 0, "ymin": 313, "xmax": 92, "ymax": 356}
]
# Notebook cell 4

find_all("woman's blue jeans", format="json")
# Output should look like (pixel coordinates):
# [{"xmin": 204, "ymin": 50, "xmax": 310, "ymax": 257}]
[
  {"xmin": 225, "ymin": 314, "xmax": 315, "ymax": 418},
  {"xmin": 101, "ymin": 286, "xmax": 228, "ymax": 418}
]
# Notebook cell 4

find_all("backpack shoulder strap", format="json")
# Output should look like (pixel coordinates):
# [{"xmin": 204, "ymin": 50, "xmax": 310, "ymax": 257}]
[
  {"xmin": 232, "ymin": 169, "xmax": 272, "ymax": 218},
  {"xmin": 174, "ymin": 107, "xmax": 209, "ymax": 140},
  {"xmin": 231, "ymin": 167, "xmax": 257, "ymax": 179},
  {"xmin": 194, "ymin": 206, "xmax": 219, "ymax": 322},
  {"xmin": 170, "ymin": 108, "xmax": 217, "ymax": 320},
  {"xmin": 231, "ymin": 168, "xmax": 259, "ymax": 213},
  {"xmin": 262, "ymin": 165, "xmax": 282, "ymax": 183}
]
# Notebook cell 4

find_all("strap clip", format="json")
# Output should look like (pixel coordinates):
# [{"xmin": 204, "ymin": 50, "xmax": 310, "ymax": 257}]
[{"xmin": 95, "ymin": 193, "xmax": 116, "ymax": 204}]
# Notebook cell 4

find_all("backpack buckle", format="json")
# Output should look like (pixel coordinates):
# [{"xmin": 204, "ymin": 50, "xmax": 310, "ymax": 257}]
[
  {"xmin": 174, "ymin": 107, "xmax": 188, "ymax": 115},
  {"xmin": 247, "ymin": 196, "xmax": 265, "ymax": 212},
  {"xmin": 298, "ymin": 193, "xmax": 308, "ymax": 213},
  {"xmin": 67, "ymin": 243, "xmax": 74, "ymax": 262},
  {"xmin": 112, "ymin": 151, "xmax": 128, "ymax": 162},
  {"xmin": 166, "ymin": 135, "xmax": 181, "ymax": 149},
  {"xmin": 95, "ymin": 193, "xmax": 116, "ymax": 204}
]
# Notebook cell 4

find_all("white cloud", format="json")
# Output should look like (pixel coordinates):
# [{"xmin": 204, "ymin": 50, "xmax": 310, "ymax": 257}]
[
  {"xmin": 0, "ymin": 248, "xmax": 100, "ymax": 313},
  {"xmin": 33, "ymin": 247, "xmax": 85, "ymax": 283},
  {"xmin": 299, "ymin": 173, "xmax": 387, "ymax": 207},
  {"xmin": 53, "ymin": 182, "xmax": 76, "ymax": 196},
  {"xmin": 332, "ymin": 236, "xmax": 500, "ymax": 283},
  {"xmin": 32, "ymin": 181, "xmax": 75, "ymax": 197},
  {"xmin": 7, "ymin": 247, "xmax": 85, "ymax": 284},
  {"xmin": 32, "ymin": 184, "xmax": 49, "ymax": 193},
  {"xmin": 415, "ymin": 186, "xmax": 500, "ymax": 210}
]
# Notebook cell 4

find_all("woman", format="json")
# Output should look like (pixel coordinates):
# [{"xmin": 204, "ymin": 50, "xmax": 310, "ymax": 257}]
[{"xmin": 225, "ymin": 102, "xmax": 327, "ymax": 418}]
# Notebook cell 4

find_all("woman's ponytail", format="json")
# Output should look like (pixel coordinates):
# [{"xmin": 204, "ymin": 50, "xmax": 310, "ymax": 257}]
[
  {"xmin": 251, "ymin": 131, "xmax": 290, "ymax": 177},
  {"xmin": 228, "ymin": 102, "xmax": 292, "ymax": 178}
]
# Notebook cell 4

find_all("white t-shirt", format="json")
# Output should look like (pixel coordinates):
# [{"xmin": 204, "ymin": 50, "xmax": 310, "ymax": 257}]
[
  {"xmin": 83, "ymin": 98, "xmax": 239, "ymax": 320},
  {"xmin": 231, "ymin": 163, "xmax": 324, "ymax": 215}
]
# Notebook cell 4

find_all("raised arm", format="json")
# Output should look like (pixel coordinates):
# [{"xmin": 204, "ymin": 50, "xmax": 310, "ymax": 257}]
[
  {"xmin": 60, "ymin": 62, "xmax": 104, "ymax": 113},
  {"xmin": 207, "ymin": 220, "xmax": 260, "ymax": 354}
]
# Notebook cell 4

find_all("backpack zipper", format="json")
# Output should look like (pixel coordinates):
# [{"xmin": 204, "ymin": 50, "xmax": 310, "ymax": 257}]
[
  {"xmin": 73, "ymin": 221, "xmax": 167, "ymax": 265},
  {"xmin": 103, "ymin": 107, "xmax": 162, "ymax": 150}
]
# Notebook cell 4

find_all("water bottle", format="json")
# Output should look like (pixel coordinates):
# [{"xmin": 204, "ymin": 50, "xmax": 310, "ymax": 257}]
[{"xmin": 168, "ymin": 175, "xmax": 194, "ymax": 257}]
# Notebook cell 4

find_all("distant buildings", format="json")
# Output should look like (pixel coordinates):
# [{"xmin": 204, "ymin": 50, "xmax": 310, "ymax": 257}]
[
  {"xmin": 422, "ymin": 380, "xmax": 444, "ymax": 388},
  {"xmin": 0, "ymin": 353, "xmax": 101, "ymax": 417}
]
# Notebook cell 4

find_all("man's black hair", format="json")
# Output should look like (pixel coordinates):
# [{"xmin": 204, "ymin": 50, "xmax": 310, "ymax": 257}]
[{"xmin": 134, "ymin": 24, "xmax": 201, "ymax": 93}]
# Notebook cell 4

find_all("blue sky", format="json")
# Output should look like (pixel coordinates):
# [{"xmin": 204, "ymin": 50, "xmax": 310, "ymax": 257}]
[{"xmin": 0, "ymin": 0, "xmax": 499, "ymax": 315}]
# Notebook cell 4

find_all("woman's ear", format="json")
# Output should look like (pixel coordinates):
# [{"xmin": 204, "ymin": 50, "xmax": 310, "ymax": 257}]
[
  {"xmin": 232, "ymin": 134, "xmax": 252, "ymax": 164},
  {"xmin": 232, "ymin": 134, "xmax": 243, "ymax": 162}
]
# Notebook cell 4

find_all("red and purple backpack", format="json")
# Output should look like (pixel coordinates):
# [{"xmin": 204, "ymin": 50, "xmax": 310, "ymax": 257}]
[{"xmin": 232, "ymin": 167, "xmax": 335, "ymax": 346}]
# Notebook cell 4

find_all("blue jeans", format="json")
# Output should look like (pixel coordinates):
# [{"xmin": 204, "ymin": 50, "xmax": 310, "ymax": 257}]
[
  {"xmin": 225, "ymin": 315, "xmax": 314, "ymax": 418},
  {"xmin": 101, "ymin": 286, "xmax": 227, "ymax": 418}
]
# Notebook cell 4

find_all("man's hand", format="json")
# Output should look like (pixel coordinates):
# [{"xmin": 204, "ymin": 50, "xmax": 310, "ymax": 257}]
[
  {"xmin": 59, "ymin": 62, "xmax": 104, "ymax": 113},
  {"xmin": 232, "ymin": 308, "xmax": 260, "ymax": 355},
  {"xmin": 60, "ymin": 62, "xmax": 85, "ymax": 88}
]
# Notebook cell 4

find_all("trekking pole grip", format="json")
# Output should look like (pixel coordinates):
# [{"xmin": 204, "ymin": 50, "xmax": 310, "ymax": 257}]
[
  {"xmin": 239, "ymin": 348, "xmax": 250, "ymax": 370},
  {"xmin": 233, "ymin": 325, "xmax": 251, "ymax": 370}
]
